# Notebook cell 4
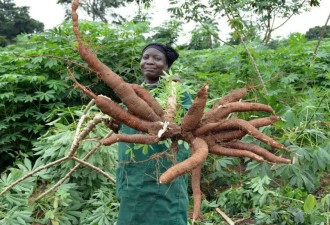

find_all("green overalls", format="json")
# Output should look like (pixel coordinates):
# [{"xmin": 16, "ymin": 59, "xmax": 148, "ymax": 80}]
[{"xmin": 116, "ymin": 91, "xmax": 192, "ymax": 225}]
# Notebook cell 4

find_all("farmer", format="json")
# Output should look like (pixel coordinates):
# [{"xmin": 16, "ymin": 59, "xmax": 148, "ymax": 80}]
[{"xmin": 115, "ymin": 43, "xmax": 192, "ymax": 225}]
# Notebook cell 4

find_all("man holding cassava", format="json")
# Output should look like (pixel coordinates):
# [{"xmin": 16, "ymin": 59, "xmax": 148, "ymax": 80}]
[{"xmin": 115, "ymin": 43, "xmax": 192, "ymax": 225}]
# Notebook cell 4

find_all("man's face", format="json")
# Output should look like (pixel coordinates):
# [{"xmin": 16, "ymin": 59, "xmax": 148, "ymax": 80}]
[{"xmin": 140, "ymin": 48, "xmax": 168, "ymax": 83}]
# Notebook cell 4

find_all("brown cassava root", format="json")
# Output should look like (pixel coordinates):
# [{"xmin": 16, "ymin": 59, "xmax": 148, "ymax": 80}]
[
  {"xmin": 0, "ymin": 1, "xmax": 292, "ymax": 223},
  {"xmin": 181, "ymin": 84, "xmax": 209, "ymax": 132},
  {"xmin": 159, "ymin": 137, "xmax": 208, "ymax": 184}
]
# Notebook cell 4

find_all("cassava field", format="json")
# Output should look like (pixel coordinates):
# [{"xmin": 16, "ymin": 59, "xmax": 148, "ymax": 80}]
[{"xmin": 0, "ymin": 1, "xmax": 329, "ymax": 224}]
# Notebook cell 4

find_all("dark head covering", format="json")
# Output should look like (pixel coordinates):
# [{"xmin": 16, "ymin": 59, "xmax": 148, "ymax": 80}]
[{"xmin": 142, "ymin": 42, "xmax": 179, "ymax": 67}]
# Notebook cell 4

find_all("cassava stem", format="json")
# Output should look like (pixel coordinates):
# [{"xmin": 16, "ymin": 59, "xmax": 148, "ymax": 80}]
[
  {"xmin": 35, "ymin": 131, "xmax": 114, "ymax": 201},
  {"xmin": 164, "ymin": 81, "xmax": 178, "ymax": 122},
  {"xmin": 0, "ymin": 156, "xmax": 69, "ymax": 197}
]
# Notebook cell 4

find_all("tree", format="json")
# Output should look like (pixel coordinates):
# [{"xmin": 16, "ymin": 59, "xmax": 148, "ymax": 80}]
[
  {"xmin": 305, "ymin": 25, "xmax": 330, "ymax": 40},
  {"xmin": 57, "ymin": 0, "xmax": 152, "ymax": 24},
  {"xmin": 169, "ymin": 0, "xmax": 318, "ymax": 44},
  {"xmin": 149, "ymin": 20, "xmax": 182, "ymax": 45},
  {"xmin": 0, "ymin": 0, "xmax": 44, "ymax": 44},
  {"xmin": 189, "ymin": 25, "xmax": 216, "ymax": 50}
]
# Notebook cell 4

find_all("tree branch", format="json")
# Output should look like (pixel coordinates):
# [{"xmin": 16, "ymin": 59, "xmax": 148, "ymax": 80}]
[
  {"xmin": 35, "ymin": 131, "xmax": 114, "ymax": 201},
  {"xmin": 0, "ymin": 156, "xmax": 69, "ymax": 197},
  {"xmin": 220, "ymin": 0, "xmax": 268, "ymax": 94},
  {"xmin": 72, "ymin": 157, "xmax": 116, "ymax": 183},
  {"xmin": 311, "ymin": 12, "xmax": 330, "ymax": 63}
]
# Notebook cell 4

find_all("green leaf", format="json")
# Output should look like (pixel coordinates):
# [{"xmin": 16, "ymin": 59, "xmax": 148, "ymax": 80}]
[
  {"xmin": 5, "ymin": 114, "xmax": 23, "ymax": 122},
  {"xmin": 35, "ymin": 90, "xmax": 56, "ymax": 102},
  {"xmin": 281, "ymin": 108, "xmax": 299, "ymax": 129},
  {"xmin": 23, "ymin": 158, "xmax": 32, "ymax": 171},
  {"xmin": 142, "ymin": 145, "xmax": 148, "ymax": 155},
  {"xmin": 0, "ymin": 92, "xmax": 14, "ymax": 100},
  {"xmin": 44, "ymin": 58, "xmax": 59, "ymax": 68},
  {"xmin": 31, "ymin": 57, "xmax": 43, "ymax": 64},
  {"xmin": 54, "ymin": 123, "xmax": 69, "ymax": 131},
  {"xmin": 21, "ymin": 95, "xmax": 38, "ymax": 103},
  {"xmin": 304, "ymin": 194, "xmax": 317, "ymax": 213}
]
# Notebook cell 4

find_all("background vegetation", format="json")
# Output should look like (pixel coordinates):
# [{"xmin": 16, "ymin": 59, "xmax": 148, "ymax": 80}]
[{"xmin": 0, "ymin": 0, "xmax": 329, "ymax": 224}]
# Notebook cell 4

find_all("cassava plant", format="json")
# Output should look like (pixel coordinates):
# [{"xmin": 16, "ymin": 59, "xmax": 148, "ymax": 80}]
[{"xmin": 0, "ymin": 0, "xmax": 292, "ymax": 222}]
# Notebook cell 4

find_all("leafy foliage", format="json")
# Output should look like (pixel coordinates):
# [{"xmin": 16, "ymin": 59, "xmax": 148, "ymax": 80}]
[
  {"xmin": 169, "ymin": 0, "xmax": 317, "ymax": 43},
  {"xmin": 149, "ymin": 20, "xmax": 182, "ymax": 45},
  {"xmin": 0, "ymin": 21, "xmax": 150, "ymax": 171},
  {"xmin": 306, "ymin": 25, "xmax": 330, "ymax": 40},
  {"xmin": 0, "ymin": 111, "xmax": 118, "ymax": 224},
  {"xmin": 188, "ymin": 25, "xmax": 220, "ymax": 50}
]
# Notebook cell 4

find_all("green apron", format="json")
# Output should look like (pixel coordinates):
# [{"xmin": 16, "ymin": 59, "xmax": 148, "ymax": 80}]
[{"xmin": 116, "ymin": 91, "xmax": 192, "ymax": 225}]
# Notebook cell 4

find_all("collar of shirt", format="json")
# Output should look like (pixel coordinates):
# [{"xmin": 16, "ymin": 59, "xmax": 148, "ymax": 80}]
[{"xmin": 142, "ymin": 81, "xmax": 159, "ymax": 90}]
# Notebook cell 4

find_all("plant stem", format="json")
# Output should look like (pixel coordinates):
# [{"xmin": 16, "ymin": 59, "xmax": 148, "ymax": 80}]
[
  {"xmin": 295, "ymin": 93, "xmax": 327, "ymax": 141},
  {"xmin": 311, "ymin": 12, "xmax": 330, "ymax": 64},
  {"xmin": 269, "ymin": 191, "xmax": 304, "ymax": 204},
  {"xmin": 220, "ymin": 0, "xmax": 268, "ymax": 94},
  {"xmin": 0, "ymin": 156, "xmax": 69, "ymax": 197},
  {"xmin": 72, "ymin": 157, "xmax": 116, "ymax": 183},
  {"xmin": 35, "ymin": 131, "xmax": 114, "ymax": 201},
  {"xmin": 215, "ymin": 207, "xmax": 235, "ymax": 225}
]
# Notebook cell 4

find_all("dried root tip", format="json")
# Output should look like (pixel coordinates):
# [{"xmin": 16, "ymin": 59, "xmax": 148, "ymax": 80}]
[
  {"xmin": 223, "ymin": 141, "xmax": 291, "ymax": 164},
  {"xmin": 131, "ymin": 84, "xmax": 164, "ymax": 118},
  {"xmin": 170, "ymin": 140, "xmax": 179, "ymax": 154},
  {"xmin": 159, "ymin": 138, "xmax": 208, "ymax": 184},
  {"xmin": 210, "ymin": 145, "xmax": 265, "ymax": 162},
  {"xmin": 181, "ymin": 83, "xmax": 209, "ymax": 132}
]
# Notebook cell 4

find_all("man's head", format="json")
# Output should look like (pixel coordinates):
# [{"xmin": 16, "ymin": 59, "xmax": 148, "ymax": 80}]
[{"xmin": 140, "ymin": 43, "xmax": 179, "ymax": 84}]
